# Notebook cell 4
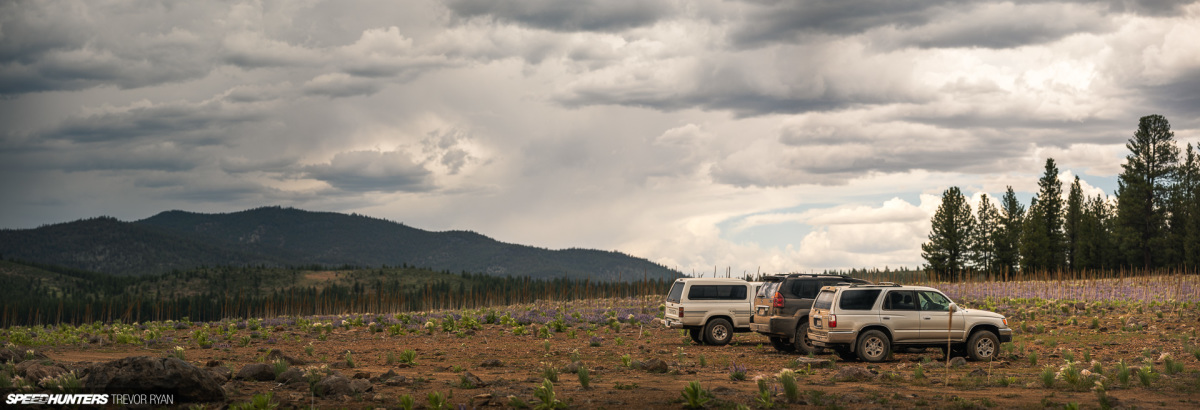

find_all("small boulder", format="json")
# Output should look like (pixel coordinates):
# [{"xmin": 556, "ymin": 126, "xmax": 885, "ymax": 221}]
[
  {"xmin": 833, "ymin": 366, "xmax": 876, "ymax": 382},
  {"xmin": 560, "ymin": 361, "xmax": 584, "ymax": 374},
  {"xmin": 349, "ymin": 378, "xmax": 373, "ymax": 393},
  {"xmin": 315, "ymin": 375, "xmax": 353, "ymax": 397},
  {"xmin": 641, "ymin": 358, "xmax": 668, "ymax": 373},
  {"xmin": 235, "ymin": 363, "xmax": 276, "ymax": 381},
  {"xmin": 460, "ymin": 371, "xmax": 484, "ymax": 388},
  {"xmin": 369, "ymin": 369, "xmax": 399, "ymax": 383},
  {"xmin": 969, "ymin": 368, "xmax": 988, "ymax": 377},
  {"xmin": 207, "ymin": 366, "xmax": 232, "ymax": 381},
  {"xmin": 81, "ymin": 356, "xmax": 225, "ymax": 403},
  {"xmin": 16, "ymin": 360, "xmax": 68, "ymax": 381},
  {"xmin": 948, "ymin": 357, "xmax": 967, "ymax": 368},
  {"xmin": 353, "ymin": 371, "xmax": 371, "ymax": 379},
  {"xmin": 276, "ymin": 367, "xmax": 305, "ymax": 384},
  {"xmin": 480, "ymin": 359, "xmax": 504, "ymax": 368},
  {"xmin": 266, "ymin": 350, "xmax": 307, "ymax": 366}
]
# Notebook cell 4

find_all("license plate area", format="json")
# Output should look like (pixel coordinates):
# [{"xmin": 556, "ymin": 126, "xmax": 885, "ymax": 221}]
[{"xmin": 813, "ymin": 318, "xmax": 823, "ymax": 329}]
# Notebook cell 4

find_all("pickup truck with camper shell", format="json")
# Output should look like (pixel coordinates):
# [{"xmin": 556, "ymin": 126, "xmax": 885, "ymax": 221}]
[{"xmin": 663, "ymin": 278, "xmax": 762, "ymax": 346}]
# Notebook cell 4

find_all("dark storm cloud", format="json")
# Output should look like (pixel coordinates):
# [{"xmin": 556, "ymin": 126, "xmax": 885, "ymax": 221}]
[
  {"xmin": 728, "ymin": 0, "xmax": 953, "ymax": 47},
  {"xmin": 303, "ymin": 150, "xmax": 435, "ymax": 193},
  {"xmin": 1139, "ymin": 69, "xmax": 1200, "ymax": 130},
  {"xmin": 446, "ymin": 0, "xmax": 676, "ymax": 32},
  {"xmin": 45, "ymin": 101, "xmax": 264, "ymax": 145}
]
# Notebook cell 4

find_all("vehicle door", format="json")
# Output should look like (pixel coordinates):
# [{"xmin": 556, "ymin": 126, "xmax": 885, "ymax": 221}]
[
  {"xmin": 880, "ymin": 290, "xmax": 921, "ymax": 342},
  {"xmin": 665, "ymin": 280, "xmax": 685, "ymax": 321},
  {"xmin": 917, "ymin": 290, "xmax": 965, "ymax": 341}
]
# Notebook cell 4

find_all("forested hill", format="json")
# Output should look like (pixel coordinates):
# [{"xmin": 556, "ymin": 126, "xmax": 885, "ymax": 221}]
[{"xmin": 0, "ymin": 206, "xmax": 681, "ymax": 281}]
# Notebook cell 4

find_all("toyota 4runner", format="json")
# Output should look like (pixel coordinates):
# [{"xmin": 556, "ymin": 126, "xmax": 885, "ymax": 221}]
[
  {"xmin": 808, "ymin": 283, "xmax": 1012, "ymax": 362},
  {"xmin": 749, "ymin": 274, "xmax": 871, "ymax": 354},
  {"xmin": 664, "ymin": 278, "xmax": 762, "ymax": 346}
]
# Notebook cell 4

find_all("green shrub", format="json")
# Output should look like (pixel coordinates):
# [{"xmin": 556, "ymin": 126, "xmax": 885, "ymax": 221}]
[
  {"xmin": 680, "ymin": 381, "xmax": 711, "ymax": 409},
  {"xmin": 533, "ymin": 379, "xmax": 567, "ymax": 410}
]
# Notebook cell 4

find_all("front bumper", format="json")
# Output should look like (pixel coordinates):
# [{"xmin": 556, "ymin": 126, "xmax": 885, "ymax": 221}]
[{"xmin": 998, "ymin": 327, "xmax": 1013, "ymax": 343}]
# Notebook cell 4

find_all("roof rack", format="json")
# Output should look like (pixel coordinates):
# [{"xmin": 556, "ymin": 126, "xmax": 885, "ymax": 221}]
[{"xmin": 848, "ymin": 282, "xmax": 902, "ymax": 288}]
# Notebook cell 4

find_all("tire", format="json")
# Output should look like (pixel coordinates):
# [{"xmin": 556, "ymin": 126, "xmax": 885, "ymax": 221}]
[
  {"xmin": 689, "ymin": 328, "xmax": 703, "ymax": 344},
  {"xmin": 769, "ymin": 337, "xmax": 795, "ymax": 352},
  {"xmin": 793, "ymin": 321, "xmax": 817, "ymax": 355},
  {"xmin": 856, "ymin": 330, "xmax": 891, "ymax": 363},
  {"xmin": 703, "ymin": 318, "xmax": 733, "ymax": 346},
  {"xmin": 966, "ymin": 331, "xmax": 1000, "ymax": 362}
]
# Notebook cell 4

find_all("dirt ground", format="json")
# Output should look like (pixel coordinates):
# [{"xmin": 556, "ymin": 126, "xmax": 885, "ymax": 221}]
[{"xmin": 35, "ymin": 306, "xmax": 1200, "ymax": 409}]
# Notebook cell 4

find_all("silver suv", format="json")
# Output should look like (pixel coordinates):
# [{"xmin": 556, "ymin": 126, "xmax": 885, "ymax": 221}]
[{"xmin": 807, "ymin": 284, "xmax": 1012, "ymax": 362}]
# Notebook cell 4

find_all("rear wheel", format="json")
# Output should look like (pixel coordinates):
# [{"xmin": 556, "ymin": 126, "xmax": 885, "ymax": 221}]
[
  {"xmin": 769, "ymin": 337, "xmax": 795, "ymax": 352},
  {"xmin": 856, "ymin": 330, "xmax": 891, "ymax": 363},
  {"xmin": 793, "ymin": 321, "xmax": 817, "ymax": 355},
  {"xmin": 689, "ymin": 328, "xmax": 703, "ymax": 345},
  {"xmin": 966, "ymin": 331, "xmax": 999, "ymax": 361},
  {"xmin": 704, "ymin": 318, "xmax": 733, "ymax": 346}
]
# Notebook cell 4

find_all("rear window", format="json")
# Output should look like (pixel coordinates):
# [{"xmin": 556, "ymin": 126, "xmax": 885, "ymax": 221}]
[
  {"xmin": 838, "ymin": 289, "xmax": 882, "ymax": 310},
  {"xmin": 667, "ymin": 282, "xmax": 685, "ymax": 303},
  {"xmin": 813, "ymin": 289, "xmax": 836, "ymax": 310},
  {"xmin": 688, "ymin": 285, "xmax": 748, "ymax": 300},
  {"xmin": 757, "ymin": 281, "xmax": 780, "ymax": 298}
]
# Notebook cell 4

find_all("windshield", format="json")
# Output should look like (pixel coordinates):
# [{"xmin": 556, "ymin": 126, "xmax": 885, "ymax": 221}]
[
  {"xmin": 813, "ymin": 289, "xmax": 836, "ymax": 310},
  {"xmin": 667, "ymin": 282, "xmax": 685, "ymax": 303}
]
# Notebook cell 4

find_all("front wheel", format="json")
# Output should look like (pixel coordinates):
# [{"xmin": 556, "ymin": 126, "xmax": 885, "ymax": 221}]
[
  {"xmin": 966, "ymin": 331, "xmax": 999, "ymax": 361},
  {"xmin": 704, "ymin": 318, "xmax": 733, "ymax": 346},
  {"xmin": 769, "ymin": 337, "xmax": 795, "ymax": 352},
  {"xmin": 856, "ymin": 330, "xmax": 891, "ymax": 362}
]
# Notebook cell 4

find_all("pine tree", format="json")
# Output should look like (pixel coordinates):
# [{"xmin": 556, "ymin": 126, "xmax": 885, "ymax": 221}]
[
  {"xmin": 1021, "ymin": 159, "xmax": 1066, "ymax": 272},
  {"xmin": 1065, "ymin": 176, "xmax": 1084, "ymax": 271},
  {"xmin": 971, "ymin": 193, "xmax": 1001, "ymax": 274},
  {"xmin": 922, "ymin": 187, "xmax": 976, "ymax": 281},
  {"xmin": 1173, "ymin": 143, "xmax": 1199, "ymax": 268},
  {"xmin": 995, "ymin": 186, "xmax": 1025, "ymax": 277},
  {"xmin": 1115, "ymin": 114, "xmax": 1179, "ymax": 269},
  {"xmin": 1076, "ymin": 194, "xmax": 1115, "ymax": 271}
]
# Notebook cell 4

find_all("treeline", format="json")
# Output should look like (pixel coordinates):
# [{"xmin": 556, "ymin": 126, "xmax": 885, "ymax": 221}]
[
  {"xmin": 923, "ymin": 114, "xmax": 1200, "ymax": 279},
  {"xmin": 0, "ymin": 260, "xmax": 672, "ymax": 327}
]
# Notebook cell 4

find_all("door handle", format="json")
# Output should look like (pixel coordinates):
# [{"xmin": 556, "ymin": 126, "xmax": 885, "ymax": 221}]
[
  {"xmin": 882, "ymin": 317, "xmax": 890, "ymax": 320},
  {"xmin": 923, "ymin": 317, "xmax": 932, "ymax": 320}
]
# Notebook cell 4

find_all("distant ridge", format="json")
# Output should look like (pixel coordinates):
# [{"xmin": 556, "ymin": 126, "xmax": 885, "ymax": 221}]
[{"xmin": 0, "ymin": 206, "xmax": 681, "ymax": 281}]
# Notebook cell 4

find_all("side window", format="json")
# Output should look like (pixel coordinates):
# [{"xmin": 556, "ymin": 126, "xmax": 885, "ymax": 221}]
[
  {"xmin": 797, "ymin": 281, "xmax": 820, "ymax": 298},
  {"xmin": 918, "ymin": 291, "xmax": 951, "ymax": 311},
  {"xmin": 667, "ymin": 282, "xmax": 685, "ymax": 303},
  {"xmin": 838, "ymin": 289, "xmax": 882, "ymax": 310},
  {"xmin": 883, "ymin": 290, "xmax": 917, "ymax": 310},
  {"xmin": 688, "ymin": 285, "xmax": 747, "ymax": 300}
]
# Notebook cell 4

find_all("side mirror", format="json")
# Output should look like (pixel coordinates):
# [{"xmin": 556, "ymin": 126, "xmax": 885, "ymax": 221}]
[{"xmin": 947, "ymin": 303, "xmax": 958, "ymax": 313}]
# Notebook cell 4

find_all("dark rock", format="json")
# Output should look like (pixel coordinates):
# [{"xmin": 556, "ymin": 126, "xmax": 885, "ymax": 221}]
[
  {"xmin": 207, "ymin": 366, "xmax": 232, "ymax": 381},
  {"xmin": 561, "ymin": 361, "xmax": 585, "ymax": 373},
  {"xmin": 349, "ymin": 379, "xmax": 372, "ymax": 393},
  {"xmin": 460, "ymin": 371, "xmax": 484, "ymax": 388},
  {"xmin": 276, "ymin": 368, "xmax": 305, "ymax": 384},
  {"xmin": 833, "ymin": 366, "xmax": 876, "ymax": 382},
  {"xmin": 353, "ymin": 371, "xmax": 371, "ymax": 379},
  {"xmin": 641, "ymin": 358, "xmax": 668, "ymax": 373},
  {"xmin": 16, "ymin": 360, "xmax": 68, "ymax": 381},
  {"xmin": 369, "ymin": 369, "xmax": 399, "ymax": 383},
  {"xmin": 315, "ymin": 375, "xmax": 353, "ymax": 397},
  {"xmin": 480, "ymin": 359, "xmax": 504, "ymax": 368},
  {"xmin": 205, "ymin": 360, "xmax": 222, "ymax": 367},
  {"xmin": 384, "ymin": 376, "xmax": 408, "ymax": 386},
  {"xmin": 265, "ymin": 349, "xmax": 307, "ymax": 366},
  {"xmin": 81, "ymin": 356, "xmax": 225, "ymax": 403},
  {"xmin": 235, "ymin": 363, "xmax": 276, "ymax": 381},
  {"xmin": 794, "ymin": 357, "xmax": 834, "ymax": 369},
  {"xmin": 949, "ymin": 357, "xmax": 967, "ymax": 368},
  {"xmin": 969, "ymin": 368, "xmax": 988, "ymax": 377}
]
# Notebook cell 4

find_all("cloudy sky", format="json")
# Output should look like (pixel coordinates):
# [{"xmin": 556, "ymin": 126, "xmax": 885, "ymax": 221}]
[{"xmin": 2, "ymin": 0, "xmax": 1198, "ymax": 274}]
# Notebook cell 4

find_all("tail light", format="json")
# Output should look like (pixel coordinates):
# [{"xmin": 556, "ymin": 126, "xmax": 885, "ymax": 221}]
[
  {"xmin": 678, "ymin": 307, "xmax": 685, "ymax": 318},
  {"xmin": 827, "ymin": 314, "xmax": 838, "ymax": 328},
  {"xmin": 772, "ymin": 292, "xmax": 785, "ymax": 308}
]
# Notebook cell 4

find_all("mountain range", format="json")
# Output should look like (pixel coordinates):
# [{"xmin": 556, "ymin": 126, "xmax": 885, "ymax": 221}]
[{"xmin": 0, "ymin": 206, "xmax": 680, "ymax": 281}]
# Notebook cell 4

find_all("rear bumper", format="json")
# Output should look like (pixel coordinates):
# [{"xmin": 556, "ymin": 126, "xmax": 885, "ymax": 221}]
[
  {"xmin": 810, "ymin": 330, "xmax": 856, "ymax": 347},
  {"xmin": 664, "ymin": 318, "xmax": 684, "ymax": 329},
  {"xmin": 750, "ymin": 317, "xmax": 798, "ymax": 337}
]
